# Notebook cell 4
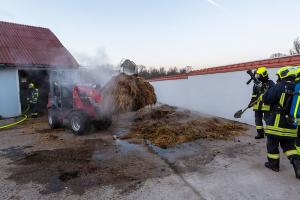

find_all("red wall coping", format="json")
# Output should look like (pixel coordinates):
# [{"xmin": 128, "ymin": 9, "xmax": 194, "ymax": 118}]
[
  {"xmin": 149, "ymin": 55, "xmax": 300, "ymax": 82},
  {"xmin": 149, "ymin": 74, "xmax": 188, "ymax": 82}
]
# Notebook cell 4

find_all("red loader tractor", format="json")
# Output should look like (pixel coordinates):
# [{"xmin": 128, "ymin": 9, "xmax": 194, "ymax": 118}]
[{"xmin": 47, "ymin": 83, "xmax": 112, "ymax": 135}]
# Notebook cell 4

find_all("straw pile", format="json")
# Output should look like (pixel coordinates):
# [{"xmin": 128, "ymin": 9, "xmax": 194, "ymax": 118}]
[
  {"xmin": 102, "ymin": 74, "xmax": 157, "ymax": 114},
  {"xmin": 122, "ymin": 105, "xmax": 247, "ymax": 148}
]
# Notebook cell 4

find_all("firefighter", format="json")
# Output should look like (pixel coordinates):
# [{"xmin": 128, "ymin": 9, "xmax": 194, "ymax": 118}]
[
  {"xmin": 27, "ymin": 82, "xmax": 39, "ymax": 117},
  {"xmin": 249, "ymin": 67, "xmax": 275, "ymax": 139},
  {"xmin": 261, "ymin": 66, "xmax": 300, "ymax": 178},
  {"xmin": 293, "ymin": 67, "xmax": 300, "ymax": 154}
]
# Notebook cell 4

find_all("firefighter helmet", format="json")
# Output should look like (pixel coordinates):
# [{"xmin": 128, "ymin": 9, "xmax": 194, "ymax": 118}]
[
  {"xmin": 294, "ymin": 66, "xmax": 300, "ymax": 77},
  {"xmin": 256, "ymin": 67, "xmax": 268, "ymax": 77},
  {"xmin": 276, "ymin": 66, "xmax": 296, "ymax": 79},
  {"xmin": 29, "ymin": 83, "xmax": 35, "ymax": 89}
]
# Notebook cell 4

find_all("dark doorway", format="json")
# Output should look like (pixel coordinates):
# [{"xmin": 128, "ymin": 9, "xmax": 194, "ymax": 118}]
[{"xmin": 18, "ymin": 70, "xmax": 50, "ymax": 115}]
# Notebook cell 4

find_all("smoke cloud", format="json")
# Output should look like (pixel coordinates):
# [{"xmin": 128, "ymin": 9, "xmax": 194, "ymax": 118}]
[{"xmin": 73, "ymin": 49, "xmax": 119, "ymax": 87}]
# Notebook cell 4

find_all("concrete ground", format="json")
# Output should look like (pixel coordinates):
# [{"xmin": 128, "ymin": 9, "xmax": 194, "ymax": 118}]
[{"xmin": 0, "ymin": 112, "xmax": 299, "ymax": 200}]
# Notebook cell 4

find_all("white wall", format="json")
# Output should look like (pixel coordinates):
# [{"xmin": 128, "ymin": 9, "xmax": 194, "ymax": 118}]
[
  {"xmin": 0, "ymin": 68, "xmax": 21, "ymax": 118},
  {"xmin": 152, "ymin": 68, "xmax": 279, "ymax": 125}
]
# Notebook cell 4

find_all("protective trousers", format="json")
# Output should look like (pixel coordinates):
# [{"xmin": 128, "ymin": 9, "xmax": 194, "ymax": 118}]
[
  {"xmin": 267, "ymin": 136, "xmax": 299, "ymax": 167},
  {"xmin": 255, "ymin": 111, "xmax": 270, "ymax": 135},
  {"xmin": 296, "ymin": 126, "xmax": 300, "ymax": 154},
  {"xmin": 29, "ymin": 102, "xmax": 38, "ymax": 117}
]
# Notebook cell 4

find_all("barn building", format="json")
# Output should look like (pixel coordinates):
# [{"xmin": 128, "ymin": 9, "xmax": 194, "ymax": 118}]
[{"xmin": 0, "ymin": 21, "xmax": 79, "ymax": 118}]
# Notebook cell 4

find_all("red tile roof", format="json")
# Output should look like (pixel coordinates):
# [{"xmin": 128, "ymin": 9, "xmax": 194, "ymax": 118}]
[
  {"xmin": 0, "ymin": 21, "xmax": 79, "ymax": 68},
  {"xmin": 150, "ymin": 55, "xmax": 300, "ymax": 82}
]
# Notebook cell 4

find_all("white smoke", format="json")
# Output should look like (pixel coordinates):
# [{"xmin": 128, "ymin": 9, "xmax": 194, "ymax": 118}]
[
  {"xmin": 74, "ymin": 49, "xmax": 111, "ymax": 67},
  {"xmin": 73, "ymin": 49, "xmax": 119, "ymax": 87}
]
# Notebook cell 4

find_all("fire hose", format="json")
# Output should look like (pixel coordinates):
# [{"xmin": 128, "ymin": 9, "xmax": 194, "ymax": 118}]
[{"xmin": 0, "ymin": 105, "xmax": 30, "ymax": 129}]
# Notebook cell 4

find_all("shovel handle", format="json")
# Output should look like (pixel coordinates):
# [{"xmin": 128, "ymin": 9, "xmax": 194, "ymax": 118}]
[{"xmin": 234, "ymin": 98, "xmax": 260, "ymax": 118}]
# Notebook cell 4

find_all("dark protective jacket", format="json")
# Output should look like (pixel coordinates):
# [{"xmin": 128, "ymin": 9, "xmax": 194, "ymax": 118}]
[
  {"xmin": 250, "ymin": 79, "xmax": 275, "ymax": 111},
  {"xmin": 28, "ymin": 88, "xmax": 39, "ymax": 104},
  {"xmin": 262, "ymin": 80, "xmax": 297, "ymax": 138},
  {"xmin": 295, "ymin": 79, "xmax": 300, "ymax": 127}
]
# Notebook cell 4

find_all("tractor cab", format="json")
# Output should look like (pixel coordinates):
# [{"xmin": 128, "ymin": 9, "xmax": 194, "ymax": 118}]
[{"xmin": 47, "ymin": 70, "xmax": 112, "ymax": 135}]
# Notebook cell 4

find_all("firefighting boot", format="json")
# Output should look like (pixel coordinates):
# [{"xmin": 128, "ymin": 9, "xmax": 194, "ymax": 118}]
[
  {"xmin": 255, "ymin": 132, "xmax": 265, "ymax": 139},
  {"xmin": 291, "ymin": 157, "xmax": 300, "ymax": 179},
  {"xmin": 265, "ymin": 158, "xmax": 279, "ymax": 172}
]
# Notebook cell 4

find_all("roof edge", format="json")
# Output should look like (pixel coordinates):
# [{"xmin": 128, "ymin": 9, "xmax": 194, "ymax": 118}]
[{"xmin": 0, "ymin": 20, "xmax": 50, "ymax": 31}]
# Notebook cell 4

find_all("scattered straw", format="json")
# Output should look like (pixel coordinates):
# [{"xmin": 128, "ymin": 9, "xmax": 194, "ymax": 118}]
[{"xmin": 122, "ymin": 105, "xmax": 247, "ymax": 148}]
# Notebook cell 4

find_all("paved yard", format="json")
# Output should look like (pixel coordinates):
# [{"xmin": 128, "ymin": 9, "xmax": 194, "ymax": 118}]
[{"xmin": 0, "ymin": 114, "xmax": 299, "ymax": 200}]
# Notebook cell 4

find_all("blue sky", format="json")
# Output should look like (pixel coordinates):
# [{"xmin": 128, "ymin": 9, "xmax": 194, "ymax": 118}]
[{"xmin": 0, "ymin": 0, "xmax": 299, "ymax": 69}]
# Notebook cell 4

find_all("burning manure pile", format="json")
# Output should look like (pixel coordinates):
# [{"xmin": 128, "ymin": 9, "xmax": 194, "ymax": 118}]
[
  {"xmin": 121, "ymin": 105, "xmax": 248, "ymax": 148},
  {"xmin": 102, "ymin": 74, "xmax": 156, "ymax": 114}
]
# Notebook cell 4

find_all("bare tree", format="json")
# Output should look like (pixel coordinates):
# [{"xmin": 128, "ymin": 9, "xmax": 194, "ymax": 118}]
[
  {"xmin": 138, "ymin": 65, "xmax": 151, "ymax": 79},
  {"xmin": 290, "ymin": 37, "xmax": 300, "ymax": 55},
  {"xmin": 294, "ymin": 37, "xmax": 300, "ymax": 54},
  {"xmin": 271, "ymin": 37, "xmax": 300, "ymax": 57},
  {"xmin": 270, "ymin": 53, "xmax": 287, "ymax": 58},
  {"xmin": 138, "ymin": 65, "xmax": 192, "ymax": 79},
  {"xmin": 149, "ymin": 68, "xmax": 160, "ymax": 78},
  {"xmin": 159, "ymin": 67, "xmax": 166, "ymax": 76},
  {"xmin": 185, "ymin": 66, "xmax": 192, "ymax": 73},
  {"xmin": 167, "ymin": 67, "xmax": 178, "ymax": 76},
  {"xmin": 138, "ymin": 65, "xmax": 145, "ymax": 73}
]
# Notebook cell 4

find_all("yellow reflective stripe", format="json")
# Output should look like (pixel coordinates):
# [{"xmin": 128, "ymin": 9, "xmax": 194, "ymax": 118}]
[
  {"xmin": 253, "ymin": 104, "xmax": 259, "ymax": 110},
  {"xmin": 272, "ymin": 94, "xmax": 285, "ymax": 128},
  {"xmin": 267, "ymin": 153, "xmax": 280, "ymax": 159},
  {"xmin": 294, "ymin": 96, "xmax": 300, "ymax": 119},
  {"xmin": 266, "ymin": 126, "xmax": 297, "ymax": 133},
  {"xmin": 284, "ymin": 150, "xmax": 299, "ymax": 157},
  {"xmin": 261, "ymin": 104, "xmax": 270, "ymax": 111},
  {"xmin": 296, "ymin": 146, "xmax": 300, "ymax": 151},
  {"xmin": 252, "ymin": 99, "xmax": 270, "ymax": 111},
  {"xmin": 265, "ymin": 130, "xmax": 297, "ymax": 137},
  {"xmin": 252, "ymin": 95, "xmax": 257, "ymax": 97},
  {"xmin": 256, "ymin": 126, "xmax": 263, "ymax": 130},
  {"xmin": 279, "ymin": 93, "xmax": 285, "ymax": 107},
  {"xmin": 265, "ymin": 126, "xmax": 297, "ymax": 137},
  {"xmin": 262, "ymin": 104, "xmax": 270, "ymax": 108},
  {"xmin": 274, "ymin": 114, "xmax": 280, "ymax": 127}
]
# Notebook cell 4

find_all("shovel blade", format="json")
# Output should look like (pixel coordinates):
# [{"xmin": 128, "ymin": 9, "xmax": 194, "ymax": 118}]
[{"xmin": 234, "ymin": 110, "xmax": 243, "ymax": 118}]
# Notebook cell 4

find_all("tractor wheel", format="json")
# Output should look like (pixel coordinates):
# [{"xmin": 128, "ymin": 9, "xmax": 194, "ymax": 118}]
[
  {"xmin": 48, "ymin": 109, "xmax": 62, "ymax": 129},
  {"xmin": 94, "ymin": 117, "xmax": 112, "ymax": 130},
  {"xmin": 69, "ymin": 112, "xmax": 90, "ymax": 135}
]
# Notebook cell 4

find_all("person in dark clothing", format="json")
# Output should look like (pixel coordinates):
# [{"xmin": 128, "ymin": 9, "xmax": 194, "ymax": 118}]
[
  {"xmin": 27, "ymin": 82, "xmax": 39, "ymax": 117},
  {"xmin": 262, "ymin": 66, "xmax": 300, "ymax": 178},
  {"xmin": 249, "ymin": 67, "xmax": 275, "ymax": 139},
  {"xmin": 293, "ymin": 67, "xmax": 300, "ymax": 154}
]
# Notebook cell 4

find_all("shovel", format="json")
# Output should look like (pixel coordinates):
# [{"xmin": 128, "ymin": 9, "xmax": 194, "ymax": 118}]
[
  {"xmin": 234, "ymin": 108, "xmax": 248, "ymax": 119},
  {"xmin": 234, "ymin": 100, "xmax": 258, "ymax": 119}
]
